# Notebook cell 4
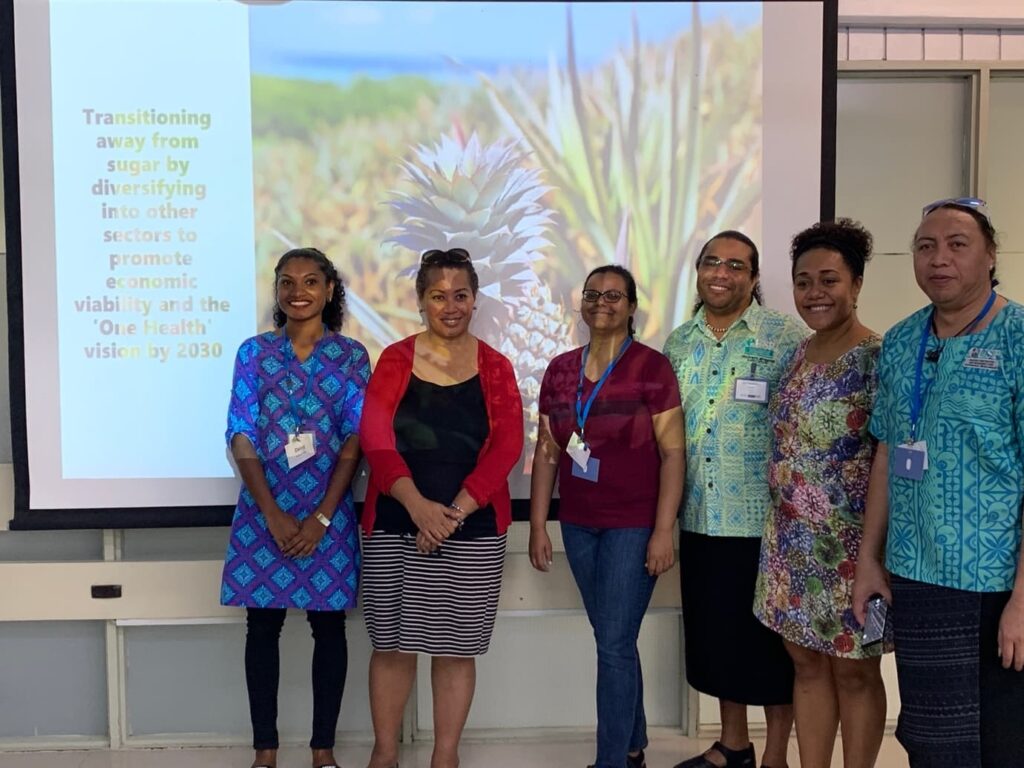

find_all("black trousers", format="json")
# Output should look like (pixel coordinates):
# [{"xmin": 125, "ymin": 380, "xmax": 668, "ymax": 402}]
[{"xmin": 245, "ymin": 607, "xmax": 348, "ymax": 750}]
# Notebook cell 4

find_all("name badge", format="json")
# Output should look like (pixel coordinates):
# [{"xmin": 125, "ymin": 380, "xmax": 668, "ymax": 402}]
[
  {"xmin": 566, "ymin": 432, "xmax": 591, "ymax": 470},
  {"xmin": 734, "ymin": 378, "xmax": 769, "ymax": 403},
  {"xmin": 963, "ymin": 347, "xmax": 1000, "ymax": 370},
  {"xmin": 893, "ymin": 441, "xmax": 928, "ymax": 481},
  {"xmin": 571, "ymin": 455, "xmax": 600, "ymax": 482},
  {"xmin": 742, "ymin": 339, "xmax": 776, "ymax": 360},
  {"xmin": 285, "ymin": 431, "xmax": 316, "ymax": 469}
]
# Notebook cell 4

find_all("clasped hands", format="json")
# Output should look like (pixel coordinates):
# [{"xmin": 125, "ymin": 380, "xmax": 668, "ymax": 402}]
[
  {"xmin": 267, "ymin": 507, "xmax": 329, "ymax": 558},
  {"xmin": 409, "ymin": 498, "xmax": 465, "ymax": 554}
]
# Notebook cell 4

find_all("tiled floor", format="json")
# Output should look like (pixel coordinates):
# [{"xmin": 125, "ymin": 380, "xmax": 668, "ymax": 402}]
[{"xmin": 0, "ymin": 732, "xmax": 910, "ymax": 767}]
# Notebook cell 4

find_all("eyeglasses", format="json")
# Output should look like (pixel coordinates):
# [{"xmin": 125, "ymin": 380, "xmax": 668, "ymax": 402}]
[
  {"xmin": 921, "ymin": 197, "xmax": 992, "ymax": 224},
  {"xmin": 581, "ymin": 289, "xmax": 626, "ymax": 304},
  {"xmin": 699, "ymin": 255, "xmax": 751, "ymax": 273},
  {"xmin": 421, "ymin": 247, "xmax": 472, "ymax": 264}
]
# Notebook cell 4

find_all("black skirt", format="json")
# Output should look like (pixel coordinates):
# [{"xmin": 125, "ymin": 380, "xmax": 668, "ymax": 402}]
[{"xmin": 680, "ymin": 531, "xmax": 794, "ymax": 706}]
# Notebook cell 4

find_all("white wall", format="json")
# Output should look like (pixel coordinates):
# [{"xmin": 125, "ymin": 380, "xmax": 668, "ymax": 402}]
[
  {"xmin": 840, "ymin": 0, "xmax": 1024, "ymax": 28},
  {"xmin": 839, "ymin": 0, "xmax": 1024, "ymax": 62}
]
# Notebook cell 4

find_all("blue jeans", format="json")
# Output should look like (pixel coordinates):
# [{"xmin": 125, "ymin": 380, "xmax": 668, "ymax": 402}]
[{"xmin": 561, "ymin": 523, "xmax": 658, "ymax": 768}]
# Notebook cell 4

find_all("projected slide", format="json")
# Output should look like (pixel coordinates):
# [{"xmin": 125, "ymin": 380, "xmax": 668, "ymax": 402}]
[
  {"xmin": 8, "ymin": 0, "xmax": 827, "ymax": 520},
  {"xmin": 50, "ymin": 4, "xmax": 255, "ymax": 481}
]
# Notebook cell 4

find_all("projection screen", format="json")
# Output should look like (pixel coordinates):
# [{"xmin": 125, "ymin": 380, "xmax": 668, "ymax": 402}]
[{"xmin": 2, "ymin": 0, "xmax": 837, "ymax": 529}]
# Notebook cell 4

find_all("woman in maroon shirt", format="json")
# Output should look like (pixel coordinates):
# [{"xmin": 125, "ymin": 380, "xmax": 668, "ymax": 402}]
[
  {"xmin": 529, "ymin": 265, "xmax": 685, "ymax": 768},
  {"xmin": 359, "ymin": 248, "xmax": 523, "ymax": 768}
]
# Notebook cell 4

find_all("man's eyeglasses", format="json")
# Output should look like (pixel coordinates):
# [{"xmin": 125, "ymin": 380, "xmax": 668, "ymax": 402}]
[
  {"xmin": 581, "ymin": 289, "xmax": 626, "ymax": 304},
  {"xmin": 922, "ymin": 197, "xmax": 992, "ymax": 225},
  {"xmin": 421, "ymin": 247, "xmax": 472, "ymax": 264},
  {"xmin": 699, "ymin": 255, "xmax": 751, "ymax": 273}
]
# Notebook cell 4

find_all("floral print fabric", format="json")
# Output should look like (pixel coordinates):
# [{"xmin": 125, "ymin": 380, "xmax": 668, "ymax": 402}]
[{"xmin": 754, "ymin": 336, "xmax": 886, "ymax": 657}]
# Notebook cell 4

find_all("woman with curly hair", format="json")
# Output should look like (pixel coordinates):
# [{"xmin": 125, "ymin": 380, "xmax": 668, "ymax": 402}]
[
  {"xmin": 753, "ymin": 220, "xmax": 888, "ymax": 768},
  {"xmin": 220, "ymin": 247, "xmax": 370, "ymax": 768}
]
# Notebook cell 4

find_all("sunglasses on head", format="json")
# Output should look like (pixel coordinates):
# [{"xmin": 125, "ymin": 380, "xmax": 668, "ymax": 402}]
[
  {"xmin": 921, "ymin": 197, "xmax": 992, "ymax": 225},
  {"xmin": 421, "ymin": 248, "xmax": 471, "ymax": 264}
]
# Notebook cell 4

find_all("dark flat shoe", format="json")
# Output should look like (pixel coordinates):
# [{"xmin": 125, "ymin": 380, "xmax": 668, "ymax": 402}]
[
  {"xmin": 585, "ymin": 748, "xmax": 646, "ymax": 768},
  {"xmin": 673, "ymin": 741, "xmax": 755, "ymax": 768}
]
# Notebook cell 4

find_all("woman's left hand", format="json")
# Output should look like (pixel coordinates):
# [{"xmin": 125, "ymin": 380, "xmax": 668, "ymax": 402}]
[
  {"xmin": 998, "ymin": 592, "xmax": 1024, "ymax": 671},
  {"xmin": 416, "ymin": 531, "xmax": 440, "ymax": 554},
  {"xmin": 646, "ymin": 529, "xmax": 675, "ymax": 576},
  {"xmin": 280, "ymin": 514, "xmax": 328, "ymax": 559}
]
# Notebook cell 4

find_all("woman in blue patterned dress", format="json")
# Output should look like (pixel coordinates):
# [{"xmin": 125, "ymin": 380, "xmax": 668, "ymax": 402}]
[
  {"xmin": 754, "ymin": 220, "xmax": 888, "ymax": 768},
  {"xmin": 220, "ymin": 247, "xmax": 370, "ymax": 768}
]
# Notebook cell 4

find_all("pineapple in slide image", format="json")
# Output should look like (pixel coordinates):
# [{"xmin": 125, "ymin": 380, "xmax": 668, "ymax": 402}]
[{"xmin": 385, "ymin": 132, "xmax": 575, "ymax": 459}]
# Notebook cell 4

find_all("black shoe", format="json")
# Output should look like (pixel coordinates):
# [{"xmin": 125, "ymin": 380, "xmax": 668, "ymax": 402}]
[
  {"xmin": 627, "ymin": 749, "xmax": 646, "ymax": 768},
  {"xmin": 672, "ymin": 741, "xmax": 755, "ymax": 768}
]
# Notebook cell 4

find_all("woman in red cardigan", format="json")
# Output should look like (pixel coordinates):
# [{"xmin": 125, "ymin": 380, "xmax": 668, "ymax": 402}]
[{"xmin": 359, "ymin": 248, "xmax": 523, "ymax": 768}]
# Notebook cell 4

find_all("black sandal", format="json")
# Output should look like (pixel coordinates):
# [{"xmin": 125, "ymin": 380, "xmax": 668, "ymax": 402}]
[{"xmin": 672, "ymin": 741, "xmax": 755, "ymax": 768}]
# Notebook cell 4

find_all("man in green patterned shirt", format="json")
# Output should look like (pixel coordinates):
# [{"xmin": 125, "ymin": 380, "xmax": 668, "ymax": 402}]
[{"xmin": 664, "ymin": 231, "xmax": 805, "ymax": 768}]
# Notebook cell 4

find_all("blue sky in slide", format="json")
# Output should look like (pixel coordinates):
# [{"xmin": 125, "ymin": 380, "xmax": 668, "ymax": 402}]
[{"xmin": 248, "ymin": 1, "xmax": 761, "ymax": 83}]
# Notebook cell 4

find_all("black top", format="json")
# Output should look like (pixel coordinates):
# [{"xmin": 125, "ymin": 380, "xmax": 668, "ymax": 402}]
[{"xmin": 374, "ymin": 374, "xmax": 498, "ymax": 538}]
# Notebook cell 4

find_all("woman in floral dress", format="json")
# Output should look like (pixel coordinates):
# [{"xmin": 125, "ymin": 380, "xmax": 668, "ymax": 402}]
[{"xmin": 754, "ymin": 220, "xmax": 889, "ymax": 768}]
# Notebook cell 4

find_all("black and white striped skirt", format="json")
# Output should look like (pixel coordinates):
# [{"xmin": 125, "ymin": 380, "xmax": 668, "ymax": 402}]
[{"xmin": 360, "ymin": 532, "xmax": 506, "ymax": 657}]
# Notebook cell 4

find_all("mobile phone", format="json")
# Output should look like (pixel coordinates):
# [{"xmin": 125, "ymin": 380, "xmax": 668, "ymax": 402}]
[{"xmin": 862, "ymin": 594, "xmax": 889, "ymax": 647}]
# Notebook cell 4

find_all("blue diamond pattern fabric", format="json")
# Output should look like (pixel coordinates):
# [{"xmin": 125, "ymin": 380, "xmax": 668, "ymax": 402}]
[
  {"xmin": 221, "ymin": 331, "xmax": 370, "ymax": 611},
  {"xmin": 232, "ymin": 563, "xmax": 256, "ymax": 587},
  {"xmin": 271, "ymin": 567, "xmax": 296, "ymax": 589},
  {"xmin": 319, "ymin": 375, "xmax": 341, "ymax": 397},
  {"xmin": 253, "ymin": 546, "xmax": 275, "ymax": 570},
  {"xmin": 295, "ymin": 470, "xmax": 318, "ymax": 496},
  {"xmin": 260, "ymin": 356, "xmax": 283, "ymax": 375},
  {"xmin": 310, "ymin": 569, "xmax": 332, "ymax": 593},
  {"xmin": 236, "ymin": 524, "xmax": 257, "ymax": 547}
]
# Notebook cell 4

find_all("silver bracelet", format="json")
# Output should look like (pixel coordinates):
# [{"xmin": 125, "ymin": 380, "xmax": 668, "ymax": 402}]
[{"xmin": 448, "ymin": 502, "xmax": 466, "ymax": 529}]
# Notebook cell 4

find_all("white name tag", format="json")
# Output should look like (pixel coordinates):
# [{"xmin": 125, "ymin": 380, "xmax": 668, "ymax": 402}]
[
  {"xmin": 963, "ymin": 347, "xmax": 1000, "ymax": 370},
  {"xmin": 285, "ymin": 431, "xmax": 316, "ymax": 469},
  {"xmin": 567, "ymin": 432, "xmax": 591, "ymax": 470},
  {"xmin": 734, "ymin": 378, "xmax": 769, "ymax": 403},
  {"xmin": 893, "ymin": 441, "xmax": 928, "ymax": 481}
]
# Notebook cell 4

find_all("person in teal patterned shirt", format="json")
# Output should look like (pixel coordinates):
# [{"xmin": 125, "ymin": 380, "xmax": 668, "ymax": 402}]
[
  {"xmin": 664, "ymin": 231, "xmax": 806, "ymax": 768},
  {"xmin": 853, "ymin": 199, "xmax": 1024, "ymax": 767}
]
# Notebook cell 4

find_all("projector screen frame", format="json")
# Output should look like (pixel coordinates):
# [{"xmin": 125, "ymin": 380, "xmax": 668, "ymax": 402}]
[{"xmin": 2, "ymin": 0, "xmax": 839, "ymax": 530}]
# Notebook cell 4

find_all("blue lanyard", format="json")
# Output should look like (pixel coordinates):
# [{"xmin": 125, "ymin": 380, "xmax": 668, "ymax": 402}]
[
  {"xmin": 283, "ymin": 334, "xmax": 320, "ymax": 435},
  {"xmin": 575, "ymin": 337, "xmax": 632, "ymax": 439},
  {"xmin": 909, "ymin": 290, "xmax": 995, "ymax": 441}
]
